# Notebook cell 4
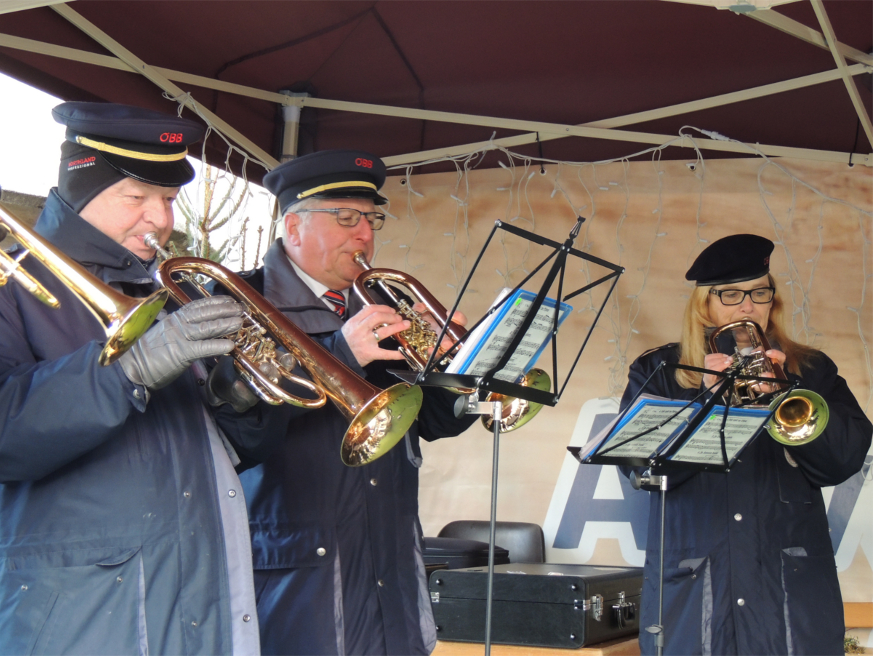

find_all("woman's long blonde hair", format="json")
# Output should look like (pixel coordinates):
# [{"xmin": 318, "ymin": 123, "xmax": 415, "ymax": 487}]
[{"xmin": 675, "ymin": 274, "xmax": 819, "ymax": 389}]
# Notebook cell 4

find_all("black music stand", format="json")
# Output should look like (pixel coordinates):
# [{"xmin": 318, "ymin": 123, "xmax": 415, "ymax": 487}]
[
  {"xmin": 568, "ymin": 360, "xmax": 794, "ymax": 656},
  {"xmin": 398, "ymin": 217, "xmax": 624, "ymax": 654}
]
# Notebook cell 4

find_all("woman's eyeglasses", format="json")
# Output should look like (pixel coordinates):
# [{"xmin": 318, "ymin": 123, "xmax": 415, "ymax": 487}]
[{"xmin": 709, "ymin": 287, "xmax": 775, "ymax": 306}]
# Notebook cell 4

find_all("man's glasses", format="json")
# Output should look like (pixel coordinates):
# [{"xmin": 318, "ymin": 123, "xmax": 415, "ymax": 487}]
[
  {"xmin": 709, "ymin": 287, "xmax": 775, "ymax": 306},
  {"xmin": 295, "ymin": 208, "xmax": 385, "ymax": 230}
]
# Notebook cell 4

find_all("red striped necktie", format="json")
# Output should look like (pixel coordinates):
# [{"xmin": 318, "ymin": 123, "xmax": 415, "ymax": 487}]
[{"xmin": 323, "ymin": 289, "xmax": 346, "ymax": 318}]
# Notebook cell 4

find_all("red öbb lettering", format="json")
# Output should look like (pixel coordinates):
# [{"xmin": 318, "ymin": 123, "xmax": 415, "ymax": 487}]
[
  {"xmin": 160, "ymin": 132, "xmax": 184, "ymax": 143},
  {"xmin": 355, "ymin": 158, "xmax": 373, "ymax": 168}
]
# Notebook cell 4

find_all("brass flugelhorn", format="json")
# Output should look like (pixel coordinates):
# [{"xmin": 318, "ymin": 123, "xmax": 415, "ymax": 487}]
[
  {"xmin": 0, "ymin": 203, "xmax": 167, "ymax": 365},
  {"xmin": 708, "ymin": 320, "xmax": 828, "ymax": 446},
  {"xmin": 351, "ymin": 251, "xmax": 550, "ymax": 433},
  {"xmin": 148, "ymin": 238, "xmax": 423, "ymax": 466}
]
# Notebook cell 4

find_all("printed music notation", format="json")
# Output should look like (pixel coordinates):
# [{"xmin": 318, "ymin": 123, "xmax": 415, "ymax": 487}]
[
  {"xmin": 445, "ymin": 288, "xmax": 572, "ymax": 383},
  {"xmin": 582, "ymin": 394, "xmax": 770, "ymax": 469},
  {"xmin": 670, "ymin": 407, "xmax": 770, "ymax": 464}
]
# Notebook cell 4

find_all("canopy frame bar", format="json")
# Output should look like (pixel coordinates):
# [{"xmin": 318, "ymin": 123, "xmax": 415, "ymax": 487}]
[
  {"xmin": 748, "ymin": 7, "xmax": 873, "ymax": 66},
  {"xmin": 809, "ymin": 0, "xmax": 873, "ymax": 150},
  {"xmin": 50, "ymin": 2, "xmax": 279, "ymax": 170},
  {"xmin": 0, "ymin": 3, "xmax": 867, "ymax": 169}
]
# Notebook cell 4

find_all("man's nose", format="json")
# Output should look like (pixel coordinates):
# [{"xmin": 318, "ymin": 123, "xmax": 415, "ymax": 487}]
[
  {"xmin": 352, "ymin": 217, "xmax": 374, "ymax": 242},
  {"xmin": 143, "ymin": 198, "xmax": 173, "ymax": 229}
]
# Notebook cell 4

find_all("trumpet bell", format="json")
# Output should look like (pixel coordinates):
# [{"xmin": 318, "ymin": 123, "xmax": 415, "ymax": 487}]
[
  {"xmin": 481, "ymin": 368, "xmax": 551, "ymax": 433},
  {"xmin": 709, "ymin": 320, "xmax": 828, "ymax": 447},
  {"xmin": 352, "ymin": 251, "xmax": 553, "ymax": 434},
  {"xmin": 1, "ymin": 203, "xmax": 168, "ymax": 366},
  {"xmin": 767, "ymin": 389, "xmax": 829, "ymax": 446},
  {"xmin": 341, "ymin": 383, "xmax": 424, "ymax": 466},
  {"xmin": 99, "ymin": 289, "xmax": 169, "ymax": 365}
]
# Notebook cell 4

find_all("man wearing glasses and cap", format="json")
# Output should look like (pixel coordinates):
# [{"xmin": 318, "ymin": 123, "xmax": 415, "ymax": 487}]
[
  {"xmin": 0, "ymin": 102, "xmax": 298, "ymax": 655},
  {"xmin": 219, "ymin": 150, "xmax": 477, "ymax": 655},
  {"xmin": 618, "ymin": 234, "xmax": 871, "ymax": 656}
]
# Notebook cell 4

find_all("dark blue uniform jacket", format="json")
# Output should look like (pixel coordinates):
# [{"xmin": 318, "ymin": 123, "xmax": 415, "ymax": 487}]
[
  {"xmin": 236, "ymin": 240, "xmax": 477, "ymax": 656},
  {"xmin": 0, "ymin": 191, "xmax": 288, "ymax": 655},
  {"xmin": 620, "ymin": 343, "xmax": 871, "ymax": 656}
]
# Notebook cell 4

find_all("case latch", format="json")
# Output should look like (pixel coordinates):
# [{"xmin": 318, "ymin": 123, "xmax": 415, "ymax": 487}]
[
  {"xmin": 581, "ymin": 593, "xmax": 604, "ymax": 621},
  {"xmin": 612, "ymin": 591, "xmax": 636, "ymax": 628}
]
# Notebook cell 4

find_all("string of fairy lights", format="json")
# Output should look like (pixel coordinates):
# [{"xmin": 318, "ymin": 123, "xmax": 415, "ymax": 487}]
[
  {"xmin": 382, "ymin": 129, "xmax": 873, "ymax": 408},
  {"xmin": 174, "ymin": 93, "xmax": 871, "ymax": 411}
]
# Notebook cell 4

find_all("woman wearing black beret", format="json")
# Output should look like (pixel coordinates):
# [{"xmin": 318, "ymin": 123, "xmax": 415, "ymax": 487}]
[{"xmin": 621, "ymin": 234, "xmax": 871, "ymax": 656}]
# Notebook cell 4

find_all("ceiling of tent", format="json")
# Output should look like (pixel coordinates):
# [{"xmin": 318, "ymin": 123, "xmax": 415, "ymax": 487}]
[{"xmin": 0, "ymin": 0, "xmax": 870, "ymax": 184}]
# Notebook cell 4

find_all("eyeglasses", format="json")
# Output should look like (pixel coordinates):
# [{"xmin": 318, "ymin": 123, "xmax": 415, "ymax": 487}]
[
  {"xmin": 709, "ymin": 286, "xmax": 775, "ymax": 306},
  {"xmin": 295, "ymin": 208, "xmax": 385, "ymax": 230}
]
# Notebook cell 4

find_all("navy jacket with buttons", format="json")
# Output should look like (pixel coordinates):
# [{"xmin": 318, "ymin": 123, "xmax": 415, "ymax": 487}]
[
  {"xmin": 0, "ymin": 190, "xmax": 288, "ymax": 655},
  {"xmin": 620, "ymin": 343, "xmax": 871, "ymax": 656},
  {"xmin": 237, "ymin": 239, "xmax": 477, "ymax": 656}
]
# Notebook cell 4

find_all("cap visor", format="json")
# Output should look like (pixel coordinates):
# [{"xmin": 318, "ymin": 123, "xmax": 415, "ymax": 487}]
[
  {"xmin": 311, "ymin": 187, "xmax": 388, "ymax": 206},
  {"xmin": 101, "ymin": 152, "xmax": 195, "ymax": 187}
]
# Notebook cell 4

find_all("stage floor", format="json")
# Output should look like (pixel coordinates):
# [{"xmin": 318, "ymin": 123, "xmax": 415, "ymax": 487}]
[{"xmin": 433, "ymin": 636, "xmax": 640, "ymax": 656}]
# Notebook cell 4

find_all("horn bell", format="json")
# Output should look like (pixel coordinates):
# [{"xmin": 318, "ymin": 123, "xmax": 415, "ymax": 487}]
[
  {"xmin": 767, "ymin": 389, "xmax": 829, "ymax": 446},
  {"xmin": 155, "ymin": 256, "xmax": 424, "ymax": 466},
  {"xmin": 0, "ymin": 203, "xmax": 167, "ymax": 365}
]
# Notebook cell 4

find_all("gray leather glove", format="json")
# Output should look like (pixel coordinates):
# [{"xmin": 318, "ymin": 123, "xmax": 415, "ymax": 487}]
[
  {"xmin": 205, "ymin": 355, "xmax": 261, "ymax": 413},
  {"xmin": 119, "ymin": 296, "xmax": 244, "ymax": 390}
]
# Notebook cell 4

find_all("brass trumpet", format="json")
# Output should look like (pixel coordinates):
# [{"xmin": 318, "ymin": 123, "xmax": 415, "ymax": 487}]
[
  {"xmin": 150, "ymin": 246, "xmax": 423, "ymax": 466},
  {"xmin": 351, "ymin": 251, "xmax": 549, "ymax": 433},
  {"xmin": 0, "ymin": 203, "xmax": 167, "ymax": 365},
  {"xmin": 708, "ymin": 320, "xmax": 828, "ymax": 445}
]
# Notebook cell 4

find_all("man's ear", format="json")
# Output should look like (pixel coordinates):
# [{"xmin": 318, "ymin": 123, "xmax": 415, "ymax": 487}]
[{"xmin": 284, "ymin": 212, "xmax": 302, "ymax": 247}]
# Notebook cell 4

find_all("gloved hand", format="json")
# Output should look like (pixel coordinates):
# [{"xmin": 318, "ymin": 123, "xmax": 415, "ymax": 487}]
[
  {"xmin": 206, "ymin": 355, "xmax": 261, "ymax": 413},
  {"xmin": 119, "ymin": 296, "xmax": 244, "ymax": 390}
]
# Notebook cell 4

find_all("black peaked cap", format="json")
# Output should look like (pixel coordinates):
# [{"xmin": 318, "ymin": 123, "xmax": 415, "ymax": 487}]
[
  {"xmin": 53, "ymin": 101, "xmax": 205, "ymax": 187},
  {"xmin": 264, "ymin": 150, "xmax": 388, "ymax": 213}
]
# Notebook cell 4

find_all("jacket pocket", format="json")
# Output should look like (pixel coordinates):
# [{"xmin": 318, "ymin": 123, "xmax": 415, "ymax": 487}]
[
  {"xmin": 775, "ymin": 448, "xmax": 812, "ymax": 503},
  {"xmin": 1, "ymin": 546, "xmax": 145, "ymax": 656},
  {"xmin": 249, "ymin": 524, "xmax": 336, "ymax": 569},
  {"xmin": 780, "ymin": 550, "xmax": 843, "ymax": 655},
  {"xmin": 0, "ymin": 579, "xmax": 57, "ymax": 656},
  {"xmin": 642, "ymin": 556, "xmax": 712, "ymax": 656}
]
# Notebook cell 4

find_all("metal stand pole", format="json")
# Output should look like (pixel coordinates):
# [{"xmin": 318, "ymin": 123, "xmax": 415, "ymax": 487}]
[
  {"xmin": 637, "ymin": 472, "xmax": 667, "ymax": 656},
  {"xmin": 655, "ymin": 474, "xmax": 667, "ymax": 656},
  {"xmin": 483, "ymin": 400, "xmax": 502, "ymax": 656},
  {"xmin": 455, "ymin": 394, "xmax": 503, "ymax": 656}
]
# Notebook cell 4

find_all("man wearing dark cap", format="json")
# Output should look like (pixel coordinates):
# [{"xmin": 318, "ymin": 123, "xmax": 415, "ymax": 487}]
[
  {"xmin": 619, "ymin": 234, "xmax": 871, "ymax": 656},
  {"xmin": 0, "ymin": 102, "xmax": 292, "ymax": 655},
  {"xmin": 228, "ymin": 149, "xmax": 477, "ymax": 655}
]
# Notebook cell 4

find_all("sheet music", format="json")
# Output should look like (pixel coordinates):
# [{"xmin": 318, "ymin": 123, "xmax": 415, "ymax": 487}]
[
  {"xmin": 446, "ymin": 288, "xmax": 571, "ymax": 382},
  {"xmin": 594, "ymin": 399, "xmax": 698, "ymax": 459},
  {"xmin": 669, "ymin": 407, "xmax": 769, "ymax": 464}
]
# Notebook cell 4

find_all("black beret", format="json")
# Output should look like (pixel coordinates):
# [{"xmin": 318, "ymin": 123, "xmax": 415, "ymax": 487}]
[
  {"xmin": 264, "ymin": 149, "xmax": 387, "ymax": 213},
  {"xmin": 686, "ymin": 234, "xmax": 774, "ymax": 286},
  {"xmin": 52, "ymin": 102, "xmax": 205, "ymax": 187}
]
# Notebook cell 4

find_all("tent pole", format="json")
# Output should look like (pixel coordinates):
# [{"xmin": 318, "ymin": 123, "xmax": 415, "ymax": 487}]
[{"xmin": 279, "ymin": 91, "xmax": 310, "ymax": 162}]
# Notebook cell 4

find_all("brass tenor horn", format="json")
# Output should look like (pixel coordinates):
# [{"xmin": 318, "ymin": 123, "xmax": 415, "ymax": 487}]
[
  {"xmin": 708, "ymin": 320, "xmax": 828, "ymax": 446},
  {"xmin": 0, "ymin": 203, "xmax": 167, "ymax": 365},
  {"xmin": 154, "ymin": 254, "xmax": 423, "ymax": 466},
  {"xmin": 351, "ymin": 251, "xmax": 549, "ymax": 433}
]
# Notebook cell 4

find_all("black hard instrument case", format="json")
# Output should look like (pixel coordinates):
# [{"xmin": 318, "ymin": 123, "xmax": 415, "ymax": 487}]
[{"xmin": 428, "ymin": 563, "xmax": 642, "ymax": 649}]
